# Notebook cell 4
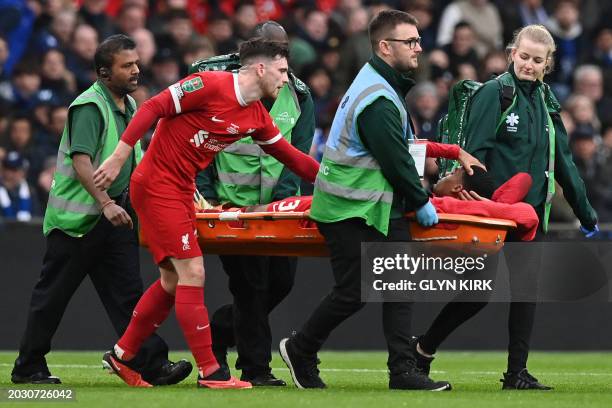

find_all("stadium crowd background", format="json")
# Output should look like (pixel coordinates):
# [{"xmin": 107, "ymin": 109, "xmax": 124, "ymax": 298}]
[{"xmin": 0, "ymin": 0, "xmax": 610, "ymax": 226}]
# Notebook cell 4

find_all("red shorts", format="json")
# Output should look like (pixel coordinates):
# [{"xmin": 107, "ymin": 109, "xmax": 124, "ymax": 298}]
[{"xmin": 130, "ymin": 179, "xmax": 201, "ymax": 264}]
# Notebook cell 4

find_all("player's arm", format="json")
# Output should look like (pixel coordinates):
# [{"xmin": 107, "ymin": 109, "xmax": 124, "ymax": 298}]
[
  {"xmin": 94, "ymin": 74, "xmax": 210, "ymax": 190},
  {"xmin": 252, "ymin": 109, "xmax": 319, "ymax": 183},
  {"xmin": 425, "ymin": 141, "xmax": 484, "ymax": 175}
]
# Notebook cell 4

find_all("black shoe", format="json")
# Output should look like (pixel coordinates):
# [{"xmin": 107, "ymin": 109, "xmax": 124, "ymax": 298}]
[
  {"xmin": 279, "ymin": 337, "xmax": 326, "ymax": 389},
  {"xmin": 389, "ymin": 363, "xmax": 451, "ymax": 391},
  {"xmin": 408, "ymin": 336, "xmax": 435, "ymax": 376},
  {"xmin": 11, "ymin": 371, "xmax": 61, "ymax": 384},
  {"xmin": 148, "ymin": 360, "xmax": 193, "ymax": 386},
  {"xmin": 501, "ymin": 369, "xmax": 553, "ymax": 390},
  {"xmin": 241, "ymin": 372, "xmax": 286, "ymax": 387}
]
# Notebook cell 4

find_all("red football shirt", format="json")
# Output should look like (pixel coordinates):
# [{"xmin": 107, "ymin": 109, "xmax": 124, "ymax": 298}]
[{"xmin": 128, "ymin": 71, "xmax": 282, "ymax": 198}]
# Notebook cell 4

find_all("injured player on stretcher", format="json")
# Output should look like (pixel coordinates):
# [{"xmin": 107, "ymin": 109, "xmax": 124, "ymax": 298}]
[{"xmin": 196, "ymin": 167, "xmax": 539, "ymax": 242}]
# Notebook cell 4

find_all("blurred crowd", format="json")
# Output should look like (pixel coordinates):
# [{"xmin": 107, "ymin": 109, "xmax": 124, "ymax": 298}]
[{"xmin": 0, "ymin": 0, "xmax": 610, "ymax": 223}]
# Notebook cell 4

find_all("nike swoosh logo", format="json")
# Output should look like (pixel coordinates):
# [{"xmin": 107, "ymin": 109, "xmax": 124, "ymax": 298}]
[
  {"xmin": 153, "ymin": 323, "xmax": 161, "ymax": 328},
  {"xmin": 196, "ymin": 324, "xmax": 210, "ymax": 330},
  {"xmin": 211, "ymin": 116, "xmax": 224, "ymax": 123}
]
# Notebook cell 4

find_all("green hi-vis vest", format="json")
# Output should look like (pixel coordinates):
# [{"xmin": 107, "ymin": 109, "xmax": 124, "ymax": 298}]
[
  {"xmin": 214, "ymin": 84, "xmax": 301, "ymax": 206},
  {"xmin": 310, "ymin": 63, "xmax": 411, "ymax": 236},
  {"xmin": 43, "ymin": 82, "xmax": 143, "ymax": 237}
]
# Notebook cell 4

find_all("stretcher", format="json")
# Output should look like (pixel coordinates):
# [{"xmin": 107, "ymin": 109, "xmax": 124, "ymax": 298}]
[{"xmin": 183, "ymin": 211, "xmax": 517, "ymax": 257}]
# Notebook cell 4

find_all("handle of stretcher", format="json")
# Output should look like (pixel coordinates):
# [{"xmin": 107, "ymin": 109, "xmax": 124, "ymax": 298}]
[{"xmin": 196, "ymin": 210, "xmax": 516, "ymax": 230}]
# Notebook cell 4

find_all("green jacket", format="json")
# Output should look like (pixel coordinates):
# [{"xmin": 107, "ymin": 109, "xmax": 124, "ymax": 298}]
[
  {"xmin": 464, "ymin": 64, "xmax": 597, "ymax": 229},
  {"xmin": 356, "ymin": 54, "xmax": 429, "ymax": 218}
]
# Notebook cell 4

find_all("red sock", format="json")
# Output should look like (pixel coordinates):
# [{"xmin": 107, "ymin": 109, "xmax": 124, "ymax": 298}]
[
  {"xmin": 116, "ymin": 279, "xmax": 174, "ymax": 360},
  {"xmin": 175, "ymin": 285, "xmax": 219, "ymax": 377}
]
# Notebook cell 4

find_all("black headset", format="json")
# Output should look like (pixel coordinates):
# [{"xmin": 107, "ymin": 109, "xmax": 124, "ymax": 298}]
[{"xmin": 99, "ymin": 67, "xmax": 110, "ymax": 79}]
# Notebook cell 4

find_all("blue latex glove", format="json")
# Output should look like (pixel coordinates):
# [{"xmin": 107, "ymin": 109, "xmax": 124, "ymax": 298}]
[
  {"xmin": 579, "ymin": 224, "xmax": 599, "ymax": 238},
  {"xmin": 415, "ymin": 201, "xmax": 438, "ymax": 227}
]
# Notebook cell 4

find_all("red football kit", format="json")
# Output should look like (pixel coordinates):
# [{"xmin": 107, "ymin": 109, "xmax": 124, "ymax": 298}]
[{"xmin": 121, "ymin": 71, "xmax": 319, "ymax": 263}]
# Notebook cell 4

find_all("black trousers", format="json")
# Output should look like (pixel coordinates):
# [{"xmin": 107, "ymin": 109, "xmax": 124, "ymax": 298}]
[
  {"xmin": 293, "ymin": 217, "xmax": 414, "ymax": 374},
  {"xmin": 212, "ymin": 255, "xmax": 296, "ymax": 376},
  {"xmin": 420, "ymin": 229, "xmax": 544, "ymax": 372},
  {"xmin": 13, "ymin": 201, "xmax": 169, "ymax": 381}
]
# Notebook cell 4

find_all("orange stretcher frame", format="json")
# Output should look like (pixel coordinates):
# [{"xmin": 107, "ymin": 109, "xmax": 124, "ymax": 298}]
[{"xmin": 161, "ymin": 211, "xmax": 517, "ymax": 257}]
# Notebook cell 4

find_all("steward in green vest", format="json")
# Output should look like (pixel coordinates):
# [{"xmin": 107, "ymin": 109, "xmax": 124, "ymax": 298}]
[
  {"xmin": 192, "ymin": 51, "xmax": 315, "ymax": 205},
  {"xmin": 43, "ymin": 80, "xmax": 143, "ymax": 237},
  {"xmin": 13, "ymin": 34, "xmax": 191, "ymax": 387}
]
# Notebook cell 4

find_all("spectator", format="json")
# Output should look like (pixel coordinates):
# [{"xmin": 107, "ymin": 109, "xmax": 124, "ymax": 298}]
[
  {"xmin": 586, "ymin": 25, "xmax": 612, "ymax": 97},
  {"xmin": 546, "ymin": 0, "xmax": 588, "ymax": 100},
  {"xmin": 66, "ymin": 24, "xmax": 98, "ymax": 93},
  {"xmin": 164, "ymin": 9, "xmax": 196, "ymax": 56},
  {"xmin": 336, "ymin": 6, "xmax": 370, "ymax": 93},
  {"xmin": 564, "ymin": 94, "xmax": 601, "ymax": 133},
  {"xmin": 442, "ymin": 21, "xmax": 481, "ymax": 77},
  {"xmin": 132, "ymin": 28, "xmax": 156, "ymax": 85},
  {"xmin": 0, "ymin": 63, "xmax": 43, "ymax": 114},
  {"xmin": 115, "ymin": 4, "xmax": 147, "ymax": 37},
  {"xmin": 79, "ymin": 0, "xmax": 115, "ymax": 40},
  {"xmin": 408, "ymin": 81, "xmax": 445, "ymax": 142},
  {"xmin": 149, "ymin": 48, "xmax": 180, "ymax": 94},
  {"xmin": 29, "ymin": 7, "xmax": 77, "ymax": 55},
  {"xmin": 406, "ymin": 2, "xmax": 437, "ymax": 52},
  {"xmin": 437, "ymin": 0, "xmax": 503, "ymax": 58},
  {"xmin": 290, "ymin": 8, "xmax": 331, "ymax": 71},
  {"xmin": 0, "ymin": 0, "xmax": 36, "ymax": 77},
  {"xmin": 498, "ymin": 0, "xmax": 549, "ymax": 46},
  {"xmin": 233, "ymin": 1, "xmax": 259, "ymax": 42},
  {"xmin": 206, "ymin": 11, "xmax": 236, "ymax": 55},
  {"xmin": 573, "ymin": 64, "xmax": 612, "ymax": 128},
  {"xmin": 569, "ymin": 124, "xmax": 612, "ymax": 222},
  {"xmin": 302, "ymin": 64, "xmax": 335, "ymax": 126},
  {"xmin": 480, "ymin": 49, "xmax": 508, "ymax": 81},
  {"xmin": 181, "ymin": 37, "xmax": 215, "ymax": 77},
  {"xmin": 36, "ymin": 104, "xmax": 67, "ymax": 157},
  {"xmin": 0, "ymin": 150, "xmax": 39, "ymax": 221},
  {"xmin": 39, "ymin": 49, "xmax": 76, "ymax": 105}
]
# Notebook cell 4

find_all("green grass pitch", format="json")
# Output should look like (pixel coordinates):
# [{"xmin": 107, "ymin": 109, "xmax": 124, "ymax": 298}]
[{"xmin": 1, "ymin": 351, "xmax": 611, "ymax": 407}]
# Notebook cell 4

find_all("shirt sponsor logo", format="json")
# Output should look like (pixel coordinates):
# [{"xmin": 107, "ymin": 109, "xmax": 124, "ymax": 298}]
[
  {"xmin": 181, "ymin": 77, "xmax": 204, "ymax": 93},
  {"xmin": 506, "ymin": 112, "xmax": 519, "ymax": 133},
  {"xmin": 190, "ymin": 130, "xmax": 209, "ymax": 147}
]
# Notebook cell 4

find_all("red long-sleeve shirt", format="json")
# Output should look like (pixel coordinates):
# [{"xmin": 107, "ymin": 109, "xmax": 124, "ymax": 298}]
[{"xmin": 123, "ymin": 71, "xmax": 319, "ymax": 199}]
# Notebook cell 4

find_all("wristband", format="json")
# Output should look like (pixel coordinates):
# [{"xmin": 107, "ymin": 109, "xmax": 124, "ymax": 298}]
[{"xmin": 100, "ymin": 199, "xmax": 116, "ymax": 211}]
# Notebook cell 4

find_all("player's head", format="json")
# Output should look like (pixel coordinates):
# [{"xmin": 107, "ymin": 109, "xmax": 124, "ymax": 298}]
[
  {"xmin": 433, "ymin": 166, "xmax": 495, "ymax": 199},
  {"xmin": 94, "ymin": 34, "xmax": 140, "ymax": 95},
  {"xmin": 253, "ymin": 21, "xmax": 289, "ymax": 45},
  {"xmin": 239, "ymin": 38, "xmax": 289, "ymax": 99},
  {"xmin": 369, "ymin": 10, "xmax": 422, "ymax": 73}
]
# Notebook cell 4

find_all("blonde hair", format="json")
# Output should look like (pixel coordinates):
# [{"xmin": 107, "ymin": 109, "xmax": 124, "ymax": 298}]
[{"xmin": 507, "ymin": 25, "xmax": 556, "ymax": 76}]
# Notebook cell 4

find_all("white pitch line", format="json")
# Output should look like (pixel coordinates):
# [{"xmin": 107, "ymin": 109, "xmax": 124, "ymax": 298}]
[{"xmin": 1, "ymin": 363, "xmax": 611, "ymax": 376}]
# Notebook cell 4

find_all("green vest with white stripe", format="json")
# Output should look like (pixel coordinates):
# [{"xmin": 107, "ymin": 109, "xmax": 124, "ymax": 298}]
[
  {"xmin": 43, "ymin": 82, "xmax": 143, "ymax": 237},
  {"xmin": 310, "ymin": 63, "xmax": 410, "ymax": 235},
  {"xmin": 214, "ymin": 84, "xmax": 301, "ymax": 206}
]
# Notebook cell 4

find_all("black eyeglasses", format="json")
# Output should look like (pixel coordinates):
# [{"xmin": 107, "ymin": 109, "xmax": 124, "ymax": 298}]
[{"xmin": 384, "ymin": 37, "xmax": 421, "ymax": 49}]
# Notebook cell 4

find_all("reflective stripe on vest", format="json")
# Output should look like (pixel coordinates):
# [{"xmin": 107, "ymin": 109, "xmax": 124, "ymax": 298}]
[
  {"xmin": 43, "ymin": 82, "xmax": 142, "ymax": 237},
  {"xmin": 310, "ymin": 63, "xmax": 409, "ymax": 235}
]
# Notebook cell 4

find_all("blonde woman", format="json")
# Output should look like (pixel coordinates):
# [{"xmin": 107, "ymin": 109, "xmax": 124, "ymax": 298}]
[{"xmin": 411, "ymin": 25, "xmax": 599, "ymax": 390}]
